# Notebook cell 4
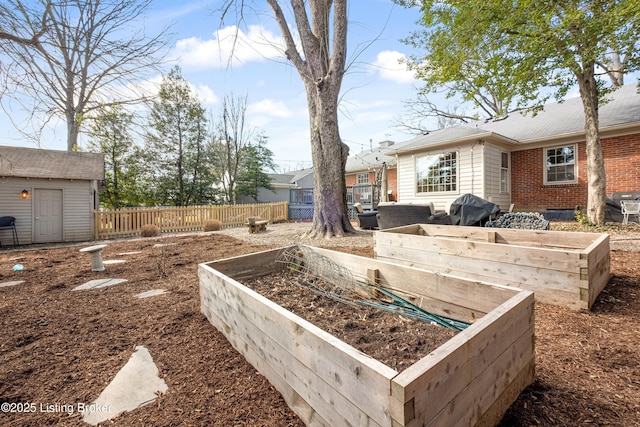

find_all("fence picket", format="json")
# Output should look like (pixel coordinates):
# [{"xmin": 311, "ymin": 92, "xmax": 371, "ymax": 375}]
[{"xmin": 93, "ymin": 201, "xmax": 289, "ymax": 239}]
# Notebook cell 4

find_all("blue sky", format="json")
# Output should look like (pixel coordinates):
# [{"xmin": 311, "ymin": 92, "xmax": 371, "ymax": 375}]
[{"xmin": 0, "ymin": 0, "xmax": 426, "ymax": 171}]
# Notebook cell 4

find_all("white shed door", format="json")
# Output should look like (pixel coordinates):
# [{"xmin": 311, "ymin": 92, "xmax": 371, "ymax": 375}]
[{"xmin": 34, "ymin": 189, "xmax": 63, "ymax": 243}]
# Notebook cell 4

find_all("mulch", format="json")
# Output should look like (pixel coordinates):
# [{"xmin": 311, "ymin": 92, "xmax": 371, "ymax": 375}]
[{"xmin": 0, "ymin": 230, "xmax": 639, "ymax": 426}]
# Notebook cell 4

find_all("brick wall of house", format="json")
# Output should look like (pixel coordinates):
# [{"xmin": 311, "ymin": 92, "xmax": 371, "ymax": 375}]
[
  {"xmin": 345, "ymin": 168, "xmax": 398, "ymax": 200},
  {"xmin": 511, "ymin": 132, "xmax": 640, "ymax": 211}
]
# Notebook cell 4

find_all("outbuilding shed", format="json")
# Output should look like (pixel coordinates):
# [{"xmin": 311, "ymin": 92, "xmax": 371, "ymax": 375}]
[{"xmin": 0, "ymin": 146, "xmax": 104, "ymax": 246}]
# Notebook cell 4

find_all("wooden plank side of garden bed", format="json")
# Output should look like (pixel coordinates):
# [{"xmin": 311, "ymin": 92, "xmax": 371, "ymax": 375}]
[
  {"xmin": 199, "ymin": 283, "xmax": 331, "ymax": 426},
  {"xmin": 312, "ymin": 247, "xmax": 521, "ymax": 322},
  {"xmin": 205, "ymin": 246, "xmax": 285, "ymax": 280},
  {"xmin": 584, "ymin": 234, "xmax": 611, "ymax": 308},
  {"xmin": 375, "ymin": 227, "xmax": 609, "ymax": 310},
  {"xmin": 374, "ymin": 240, "xmax": 584, "ymax": 309},
  {"xmin": 375, "ymin": 229, "xmax": 586, "ymax": 273},
  {"xmin": 199, "ymin": 261, "xmax": 396, "ymax": 427},
  {"xmin": 412, "ymin": 224, "xmax": 601, "ymax": 249},
  {"xmin": 388, "ymin": 291, "xmax": 535, "ymax": 426}
]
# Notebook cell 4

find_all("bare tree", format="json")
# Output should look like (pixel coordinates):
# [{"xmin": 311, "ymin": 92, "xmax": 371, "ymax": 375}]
[
  {"xmin": 394, "ymin": 90, "xmax": 473, "ymax": 134},
  {"xmin": 0, "ymin": 1, "xmax": 51, "ymax": 46},
  {"xmin": 221, "ymin": 0, "xmax": 353, "ymax": 238},
  {"xmin": 212, "ymin": 94, "xmax": 253, "ymax": 205},
  {"xmin": 0, "ymin": 0, "xmax": 170, "ymax": 151}
]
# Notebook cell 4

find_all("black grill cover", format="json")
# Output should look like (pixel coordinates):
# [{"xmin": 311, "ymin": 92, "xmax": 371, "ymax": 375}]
[{"xmin": 449, "ymin": 194, "xmax": 501, "ymax": 226}]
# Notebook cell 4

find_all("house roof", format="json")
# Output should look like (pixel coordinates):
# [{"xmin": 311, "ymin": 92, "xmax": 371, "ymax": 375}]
[
  {"xmin": 389, "ymin": 127, "xmax": 517, "ymax": 155},
  {"xmin": 387, "ymin": 84, "xmax": 640, "ymax": 154},
  {"xmin": 268, "ymin": 167, "xmax": 314, "ymax": 187},
  {"xmin": 465, "ymin": 83, "xmax": 640, "ymax": 143},
  {"xmin": 0, "ymin": 146, "xmax": 105, "ymax": 180},
  {"xmin": 346, "ymin": 141, "xmax": 398, "ymax": 173}
]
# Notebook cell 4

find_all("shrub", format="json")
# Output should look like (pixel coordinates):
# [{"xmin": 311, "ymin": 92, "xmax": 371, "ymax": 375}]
[
  {"xmin": 141, "ymin": 224, "xmax": 160, "ymax": 237},
  {"xmin": 203, "ymin": 219, "xmax": 222, "ymax": 232}
]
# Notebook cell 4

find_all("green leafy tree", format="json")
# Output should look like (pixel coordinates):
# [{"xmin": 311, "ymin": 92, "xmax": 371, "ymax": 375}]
[
  {"xmin": 235, "ymin": 133, "xmax": 277, "ymax": 202},
  {"xmin": 86, "ymin": 106, "xmax": 139, "ymax": 208},
  {"xmin": 401, "ymin": 39, "xmax": 543, "ymax": 125},
  {"xmin": 144, "ymin": 66, "xmax": 214, "ymax": 206},
  {"xmin": 400, "ymin": 0, "xmax": 640, "ymax": 224}
]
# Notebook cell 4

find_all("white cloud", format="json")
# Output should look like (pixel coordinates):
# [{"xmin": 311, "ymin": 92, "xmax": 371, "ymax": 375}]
[
  {"xmin": 248, "ymin": 98, "xmax": 299, "ymax": 119},
  {"xmin": 172, "ymin": 25, "xmax": 286, "ymax": 69},
  {"xmin": 194, "ymin": 84, "xmax": 218, "ymax": 104},
  {"xmin": 371, "ymin": 50, "xmax": 416, "ymax": 84}
]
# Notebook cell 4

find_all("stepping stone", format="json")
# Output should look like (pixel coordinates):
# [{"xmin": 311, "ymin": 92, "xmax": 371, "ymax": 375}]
[
  {"xmin": 103, "ymin": 260, "xmax": 126, "ymax": 265},
  {"xmin": 82, "ymin": 345, "xmax": 168, "ymax": 425},
  {"xmin": 135, "ymin": 289, "xmax": 168, "ymax": 299},
  {"xmin": 72, "ymin": 278, "xmax": 128, "ymax": 291},
  {"xmin": 117, "ymin": 251, "xmax": 141, "ymax": 256},
  {"xmin": 0, "ymin": 280, "xmax": 24, "ymax": 288}
]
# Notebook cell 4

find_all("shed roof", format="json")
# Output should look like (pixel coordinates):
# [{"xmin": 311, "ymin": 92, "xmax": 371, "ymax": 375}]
[{"xmin": 0, "ymin": 146, "xmax": 105, "ymax": 180}]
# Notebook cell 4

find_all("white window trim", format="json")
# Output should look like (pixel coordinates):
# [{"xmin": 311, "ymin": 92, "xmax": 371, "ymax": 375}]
[
  {"xmin": 543, "ymin": 143, "xmax": 578, "ymax": 185},
  {"xmin": 415, "ymin": 151, "xmax": 459, "ymax": 194},
  {"xmin": 356, "ymin": 173, "xmax": 369, "ymax": 185},
  {"xmin": 500, "ymin": 151, "xmax": 510, "ymax": 193}
]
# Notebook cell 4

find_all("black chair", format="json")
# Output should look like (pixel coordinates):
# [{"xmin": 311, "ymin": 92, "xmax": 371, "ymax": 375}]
[
  {"xmin": 353, "ymin": 203, "xmax": 378, "ymax": 229},
  {"xmin": 0, "ymin": 216, "xmax": 19, "ymax": 247}
]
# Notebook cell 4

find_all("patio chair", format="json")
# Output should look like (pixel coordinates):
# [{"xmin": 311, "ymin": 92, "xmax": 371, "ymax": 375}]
[
  {"xmin": 621, "ymin": 200, "xmax": 640, "ymax": 225},
  {"xmin": 353, "ymin": 203, "xmax": 378, "ymax": 229},
  {"xmin": 0, "ymin": 216, "xmax": 19, "ymax": 247}
]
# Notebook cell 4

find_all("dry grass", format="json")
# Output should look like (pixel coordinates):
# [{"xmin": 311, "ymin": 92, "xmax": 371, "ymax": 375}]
[{"xmin": 140, "ymin": 224, "xmax": 160, "ymax": 237}]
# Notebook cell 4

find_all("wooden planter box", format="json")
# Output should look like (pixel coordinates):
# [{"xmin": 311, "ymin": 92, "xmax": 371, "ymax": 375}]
[
  {"xmin": 199, "ymin": 246, "xmax": 535, "ymax": 426},
  {"xmin": 374, "ymin": 224, "xmax": 610, "ymax": 311}
]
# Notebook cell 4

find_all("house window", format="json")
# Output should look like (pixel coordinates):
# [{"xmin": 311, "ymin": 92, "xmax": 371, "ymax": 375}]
[
  {"xmin": 545, "ymin": 144, "xmax": 576, "ymax": 184},
  {"xmin": 416, "ymin": 152, "xmax": 457, "ymax": 193},
  {"xmin": 356, "ymin": 173, "xmax": 369, "ymax": 185},
  {"xmin": 500, "ymin": 152, "xmax": 509, "ymax": 193}
]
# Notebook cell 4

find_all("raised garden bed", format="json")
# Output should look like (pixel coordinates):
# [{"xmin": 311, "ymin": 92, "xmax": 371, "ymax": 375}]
[
  {"xmin": 374, "ymin": 224, "xmax": 610, "ymax": 310},
  {"xmin": 199, "ymin": 245, "xmax": 535, "ymax": 426}
]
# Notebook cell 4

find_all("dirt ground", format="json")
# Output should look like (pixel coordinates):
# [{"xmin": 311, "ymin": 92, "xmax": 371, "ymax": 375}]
[{"xmin": 0, "ymin": 221, "xmax": 639, "ymax": 426}]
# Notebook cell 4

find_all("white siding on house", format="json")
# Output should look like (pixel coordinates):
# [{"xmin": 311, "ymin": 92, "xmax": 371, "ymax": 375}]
[
  {"xmin": 0, "ymin": 177, "xmax": 95, "ymax": 245},
  {"xmin": 396, "ymin": 142, "xmax": 482, "ymax": 212},
  {"xmin": 395, "ymin": 141, "xmax": 512, "ymax": 213},
  {"xmin": 483, "ymin": 143, "xmax": 511, "ymax": 210}
]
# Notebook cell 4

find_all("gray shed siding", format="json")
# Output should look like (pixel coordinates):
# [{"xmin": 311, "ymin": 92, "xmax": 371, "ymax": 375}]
[{"xmin": 0, "ymin": 177, "xmax": 96, "ymax": 245}]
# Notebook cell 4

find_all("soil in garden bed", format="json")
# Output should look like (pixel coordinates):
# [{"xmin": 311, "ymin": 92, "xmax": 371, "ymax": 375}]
[{"xmin": 243, "ymin": 271, "xmax": 460, "ymax": 371}]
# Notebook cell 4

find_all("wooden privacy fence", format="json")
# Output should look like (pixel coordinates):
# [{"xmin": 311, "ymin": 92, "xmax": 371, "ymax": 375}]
[{"xmin": 94, "ymin": 201, "xmax": 288, "ymax": 240}]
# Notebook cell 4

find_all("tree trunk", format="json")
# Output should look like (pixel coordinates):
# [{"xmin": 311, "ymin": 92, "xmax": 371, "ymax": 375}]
[
  {"xmin": 303, "ymin": 79, "xmax": 354, "ymax": 238},
  {"xmin": 264, "ymin": 0, "xmax": 354, "ymax": 238},
  {"xmin": 577, "ymin": 72, "xmax": 607, "ymax": 225},
  {"xmin": 66, "ymin": 112, "xmax": 80, "ymax": 151}
]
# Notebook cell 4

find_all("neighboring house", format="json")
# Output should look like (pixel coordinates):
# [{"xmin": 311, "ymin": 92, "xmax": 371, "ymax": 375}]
[
  {"xmin": 237, "ymin": 168, "xmax": 315, "ymax": 204},
  {"xmin": 345, "ymin": 140, "xmax": 398, "ymax": 208},
  {"xmin": 0, "ymin": 146, "xmax": 105, "ymax": 245},
  {"xmin": 386, "ymin": 84, "xmax": 640, "ymax": 214}
]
